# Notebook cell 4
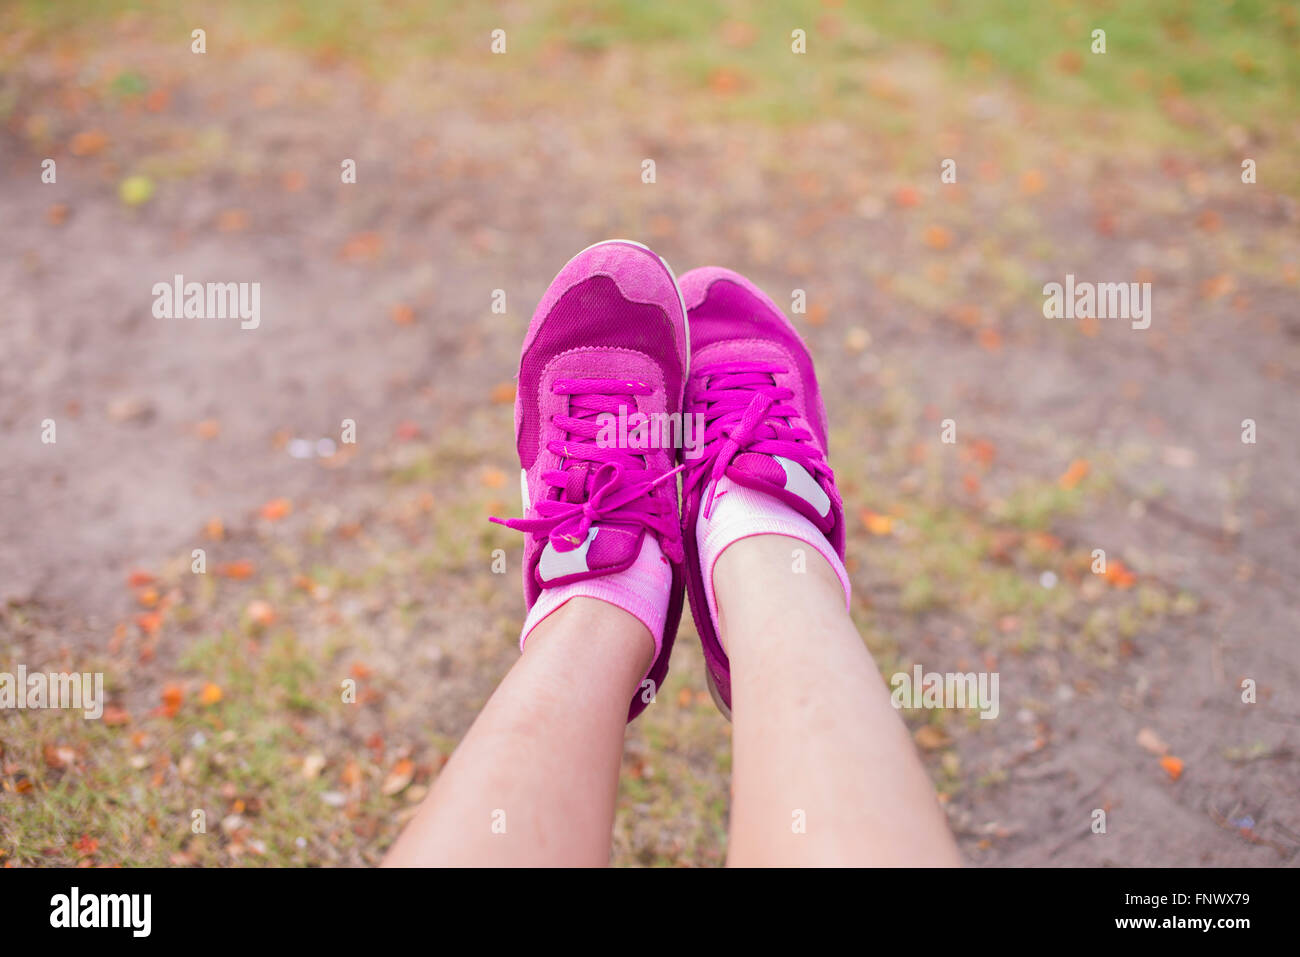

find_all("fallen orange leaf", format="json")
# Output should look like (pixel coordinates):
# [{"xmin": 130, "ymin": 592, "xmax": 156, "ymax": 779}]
[
  {"xmin": 259, "ymin": 498, "xmax": 292, "ymax": 521},
  {"xmin": 136, "ymin": 612, "xmax": 162, "ymax": 636},
  {"xmin": 69, "ymin": 129, "xmax": 109, "ymax": 156},
  {"xmin": 200, "ymin": 682, "xmax": 223, "ymax": 706},
  {"xmin": 481, "ymin": 467, "xmax": 506, "ymax": 489},
  {"xmin": 216, "ymin": 560, "xmax": 255, "ymax": 579},
  {"xmin": 923, "ymin": 225, "xmax": 953, "ymax": 250},
  {"xmin": 390, "ymin": 304, "xmax": 415, "ymax": 325},
  {"xmin": 490, "ymin": 382, "xmax": 517, "ymax": 405},
  {"xmin": 859, "ymin": 509, "xmax": 893, "ymax": 536},
  {"xmin": 1028, "ymin": 531, "xmax": 1063, "ymax": 552},
  {"xmin": 708, "ymin": 67, "xmax": 746, "ymax": 95},
  {"xmin": 1058, "ymin": 458, "xmax": 1090, "ymax": 490},
  {"xmin": 1104, "ymin": 559, "xmax": 1137, "ymax": 589},
  {"xmin": 340, "ymin": 231, "xmax": 383, "ymax": 263},
  {"xmin": 1159, "ymin": 755, "xmax": 1184, "ymax": 781},
  {"xmin": 914, "ymin": 725, "xmax": 950, "ymax": 751},
  {"xmin": 246, "ymin": 600, "xmax": 276, "ymax": 627},
  {"xmin": 127, "ymin": 570, "xmax": 156, "ymax": 587},
  {"xmin": 969, "ymin": 438, "xmax": 997, "ymax": 465},
  {"xmin": 340, "ymin": 760, "xmax": 362, "ymax": 787},
  {"xmin": 44, "ymin": 744, "xmax": 77, "ymax": 769},
  {"xmin": 894, "ymin": 185, "xmax": 922, "ymax": 208},
  {"xmin": 160, "ymin": 683, "xmax": 183, "ymax": 718},
  {"xmin": 381, "ymin": 758, "xmax": 415, "ymax": 796},
  {"xmin": 1200, "ymin": 274, "xmax": 1236, "ymax": 300},
  {"xmin": 1195, "ymin": 209, "xmax": 1221, "ymax": 232}
]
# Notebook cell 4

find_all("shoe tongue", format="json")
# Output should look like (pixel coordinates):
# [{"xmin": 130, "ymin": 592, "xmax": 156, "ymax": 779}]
[
  {"xmin": 536, "ymin": 523, "xmax": 646, "ymax": 587},
  {"xmin": 725, "ymin": 452, "xmax": 832, "ymax": 524}
]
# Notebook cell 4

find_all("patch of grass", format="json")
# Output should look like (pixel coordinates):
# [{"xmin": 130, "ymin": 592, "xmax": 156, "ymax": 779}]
[
  {"xmin": 1, "ymin": 605, "xmax": 422, "ymax": 866},
  {"xmin": 6, "ymin": 1, "xmax": 1295, "ymax": 185}
]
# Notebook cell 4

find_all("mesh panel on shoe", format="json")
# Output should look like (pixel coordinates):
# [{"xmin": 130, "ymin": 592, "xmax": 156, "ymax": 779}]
[{"xmin": 518, "ymin": 275, "xmax": 682, "ymax": 467}]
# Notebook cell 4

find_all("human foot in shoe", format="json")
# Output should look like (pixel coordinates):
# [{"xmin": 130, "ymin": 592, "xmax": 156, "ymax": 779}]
[
  {"xmin": 677, "ymin": 267, "xmax": 851, "ymax": 717},
  {"xmin": 492, "ymin": 240, "xmax": 690, "ymax": 721}
]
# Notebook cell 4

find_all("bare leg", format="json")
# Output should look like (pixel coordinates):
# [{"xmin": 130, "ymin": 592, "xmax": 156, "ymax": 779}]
[
  {"xmin": 383, "ymin": 597, "xmax": 653, "ymax": 866},
  {"xmin": 716, "ymin": 534, "xmax": 962, "ymax": 866}
]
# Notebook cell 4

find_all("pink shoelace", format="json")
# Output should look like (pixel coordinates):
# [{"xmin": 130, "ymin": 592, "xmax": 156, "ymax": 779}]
[
  {"xmin": 492, "ymin": 378, "xmax": 684, "ymax": 562},
  {"xmin": 683, "ymin": 360, "xmax": 840, "ymax": 519}
]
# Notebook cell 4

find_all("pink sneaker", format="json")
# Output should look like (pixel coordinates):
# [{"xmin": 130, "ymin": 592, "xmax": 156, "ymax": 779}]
[
  {"xmin": 492, "ymin": 240, "xmax": 689, "ymax": 721},
  {"xmin": 678, "ymin": 267, "xmax": 849, "ymax": 717}
]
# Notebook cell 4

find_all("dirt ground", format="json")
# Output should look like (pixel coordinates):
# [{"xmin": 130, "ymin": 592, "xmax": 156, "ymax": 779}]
[{"xmin": 2, "ymin": 28, "xmax": 1298, "ymax": 866}]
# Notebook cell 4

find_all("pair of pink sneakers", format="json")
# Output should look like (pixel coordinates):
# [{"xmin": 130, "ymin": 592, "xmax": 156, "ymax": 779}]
[{"xmin": 493, "ymin": 240, "xmax": 851, "ymax": 721}]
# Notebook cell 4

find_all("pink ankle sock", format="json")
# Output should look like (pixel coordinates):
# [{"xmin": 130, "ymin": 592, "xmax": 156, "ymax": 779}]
[
  {"xmin": 696, "ymin": 477, "xmax": 852, "ymax": 630},
  {"xmin": 521, "ymin": 534, "xmax": 673, "ymax": 658}
]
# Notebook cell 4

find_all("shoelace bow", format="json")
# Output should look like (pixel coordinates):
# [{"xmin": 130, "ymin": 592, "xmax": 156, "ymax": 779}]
[
  {"xmin": 491, "ymin": 378, "xmax": 685, "ymax": 562},
  {"xmin": 683, "ymin": 360, "xmax": 840, "ymax": 519}
]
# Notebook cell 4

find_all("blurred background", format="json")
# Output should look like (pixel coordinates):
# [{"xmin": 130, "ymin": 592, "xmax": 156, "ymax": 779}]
[{"xmin": 1, "ymin": 0, "xmax": 1297, "ymax": 866}]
